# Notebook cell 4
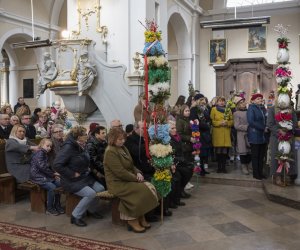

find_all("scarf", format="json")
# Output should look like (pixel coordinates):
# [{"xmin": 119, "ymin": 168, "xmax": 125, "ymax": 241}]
[
  {"xmin": 9, "ymin": 136, "xmax": 27, "ymax": 145},
  {"xmin": 171, "ymin": 133, "xmax": 181, "ymax": 142},
  {"xmin": 216, "ymin": 105, "xmax": 225, "ymax": 113}
]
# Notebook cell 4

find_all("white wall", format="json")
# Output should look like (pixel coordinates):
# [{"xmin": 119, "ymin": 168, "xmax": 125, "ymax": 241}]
[{"xmin": 199, "ymin": 9, "xmax": 300, "ymax": 101}]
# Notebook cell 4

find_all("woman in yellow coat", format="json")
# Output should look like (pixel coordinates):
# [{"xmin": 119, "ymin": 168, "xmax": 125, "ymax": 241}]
[
  {"xmin": 210, "ymin": 96, "xmax": 233, "ymax": 173},
  {"xmin": 103, "ymin": 128, "xmax": 159, "ymax": 233}
]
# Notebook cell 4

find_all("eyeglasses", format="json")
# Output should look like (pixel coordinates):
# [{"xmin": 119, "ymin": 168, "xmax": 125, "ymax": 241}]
[{"xmin": 23, "ymin": 117, "xmax": 30, "ymax": 120}]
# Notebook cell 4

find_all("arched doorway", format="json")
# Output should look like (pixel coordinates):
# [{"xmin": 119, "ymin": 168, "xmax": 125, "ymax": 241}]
[{"xmin": 167, "ymin": 13, "xmax": 191, "ymax": 105}]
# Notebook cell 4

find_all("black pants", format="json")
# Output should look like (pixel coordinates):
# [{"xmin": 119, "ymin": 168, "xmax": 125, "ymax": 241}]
[
  {"xmin": 240, "ymin": 154, "xmax": 251, "ymax": 164},
  {"xmin": 250, "ymin": 143, "xmax": 267, "ymax": 179}
]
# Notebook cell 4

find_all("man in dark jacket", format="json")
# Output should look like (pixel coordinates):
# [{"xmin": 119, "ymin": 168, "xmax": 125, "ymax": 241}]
[
  {"xmin": 86, "ymin": 125, "xmax": 107, "ymax": 188},
  {"xmin": 0, "ymin": 114, "xmax": 13, "ymax": 139},
  {"xmin": 21, "ymin": 114, "xmax": 36, "ymax": 139},
  {"xmin": 124, "ymin": 121, "xmax": 155, "ymax": 181},
  {"xmin": 14, "ymin": 97, "xmax": 31, "ymax": 115}
]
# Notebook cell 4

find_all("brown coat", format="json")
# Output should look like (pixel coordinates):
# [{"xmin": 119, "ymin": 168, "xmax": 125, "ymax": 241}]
[
  {"xmin": 234, "ymin": 110, "xmax": 251, "ymax": 155},
  {"xmin": 103, "ymin": 145, "xmax": 158, "ymax": 218}
]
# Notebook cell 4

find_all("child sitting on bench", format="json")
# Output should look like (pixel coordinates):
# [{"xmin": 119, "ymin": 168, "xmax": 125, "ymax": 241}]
[{"xmin": 30, "ymin": 138, "xmax": 64, "ymax": 215}]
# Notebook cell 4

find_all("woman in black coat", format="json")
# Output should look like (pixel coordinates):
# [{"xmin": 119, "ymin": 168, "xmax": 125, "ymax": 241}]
[
  {"xmin": 169, "ymin": 121, "xmax": 193, "ymax": 206},
  {"xmin": 54, "ymin": 126, "xmax": 105, "ymax": 227}
]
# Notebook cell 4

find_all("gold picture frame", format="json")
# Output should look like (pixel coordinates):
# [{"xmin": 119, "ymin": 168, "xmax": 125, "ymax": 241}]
[
  {"xmin": 209, "ymin": 39, "xmax": 227, "ymax": 64},
  {"xmin": 248, "ymin": 26, "xmax": 267, "ymax": 52}
]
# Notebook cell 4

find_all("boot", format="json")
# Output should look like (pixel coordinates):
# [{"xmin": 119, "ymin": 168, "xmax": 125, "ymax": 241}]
[
  {"xmin": 248, "ymin": 163, "xmax": 253, "ymax": 174},
  {"xmin": 54, "ymin": 194, "xmax": 65, "ymax": 214},
  {"xmin": 216, "ymin": 154, "xmax": 222, "ymax": 173},
  {"xmin": 138, "ymin": 215, "xmax": 151, "ymax": 229},
  {"xmin": 222, "ymin": 154, "xmax": 227, "ymax": 173},
  {"xmin": 241, "ymin": 164, "xmax": 249, "ymax": 175},
  {"xmin": 127, "ymin": 219, "xmax": 146, "ymax": 233}
]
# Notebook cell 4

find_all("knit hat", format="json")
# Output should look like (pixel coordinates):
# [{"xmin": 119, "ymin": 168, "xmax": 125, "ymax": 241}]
[
  {"xmin": 89, "ymin": 122, "xmax": 100, "ymax": 134},
  {"xmin": 233, "ymin": 96, "xmax": 245, "ymax": 105},
  {"xmin": 194, "ymin": 93, "xmax": 204, "ymax": 101},
  {"xmin": 251, "ymin": 93, "xmax": 263, "ymax": 101}
]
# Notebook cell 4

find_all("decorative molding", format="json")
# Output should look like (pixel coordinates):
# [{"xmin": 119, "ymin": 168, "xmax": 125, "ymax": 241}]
[
  {"xmin": 0, "ymin": 9, "xmax": 60, "ymax": 32},
  {"xmin": 9, "ymin": 65, "xmax": 37, "ymax": 71},
  {"xmin": 174, "ymin": 0, "xmax": 204, "ymax": 15}
]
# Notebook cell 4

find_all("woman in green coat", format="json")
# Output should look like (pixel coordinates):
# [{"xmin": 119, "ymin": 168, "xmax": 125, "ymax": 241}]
[{"xmin": 103, "ymin": 128, "xmax": 159, "ymax": 233}]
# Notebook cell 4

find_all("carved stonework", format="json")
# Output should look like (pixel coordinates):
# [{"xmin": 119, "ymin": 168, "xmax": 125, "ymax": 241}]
[
  {"xmin": 214, "ymin": 57, "xmax": 277, "ymax": 101},
  {"xmin": 73, "ymin": 113, "xmax": 88, "ymax": 124}
]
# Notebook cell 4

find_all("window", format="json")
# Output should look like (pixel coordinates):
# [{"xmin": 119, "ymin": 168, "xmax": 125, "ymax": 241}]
[{"xmin": 227, "ymin": 0, "xmax": 293, "ymax": 8}]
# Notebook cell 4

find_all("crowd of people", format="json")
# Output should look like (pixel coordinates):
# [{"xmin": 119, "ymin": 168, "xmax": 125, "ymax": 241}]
[{"xmin": 1, "ymin": 89, "xmax": 297, "ymax": 232}]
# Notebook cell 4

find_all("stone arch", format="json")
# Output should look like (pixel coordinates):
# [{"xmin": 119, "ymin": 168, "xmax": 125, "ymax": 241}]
[{"xmin": 167, "ymin": 11, "xmax": 192, "ymax": 105}]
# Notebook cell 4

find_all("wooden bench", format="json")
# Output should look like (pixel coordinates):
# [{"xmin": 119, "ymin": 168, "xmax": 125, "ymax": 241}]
[
  {"xmin": 0, "ymin": 173, "xmax": 16, "ymax": 204},
  {"xmin": 66, "ymin": 191, "xmax": 122, "ymax": 225}
]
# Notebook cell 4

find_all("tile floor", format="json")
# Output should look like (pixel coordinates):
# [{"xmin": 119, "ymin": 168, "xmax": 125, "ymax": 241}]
[{"xmin": 1, "ymin": 177, "xmax": 300, "ymax": 249}]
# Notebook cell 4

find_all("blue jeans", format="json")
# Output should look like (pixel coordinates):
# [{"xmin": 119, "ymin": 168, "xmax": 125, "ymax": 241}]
[
  {"xmin": 40, "ymin": 180, "xmax": 61, "ymax": 210},
  {"xmin": 72, "ymin": 181, "xmax": 105, "ymax": 219}
]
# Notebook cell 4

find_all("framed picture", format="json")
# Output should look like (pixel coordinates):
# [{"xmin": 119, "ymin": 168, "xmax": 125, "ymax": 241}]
[
  {"xmin": 248, "ymin": 26, "xmax": 267, "ymax": 52},
  {"xmin": 209, "ymin": 39, "xmax": 227, "ymax": 64}
]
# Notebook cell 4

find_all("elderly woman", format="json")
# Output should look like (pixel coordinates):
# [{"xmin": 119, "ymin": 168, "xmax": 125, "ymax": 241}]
[
  {"xmin": 104, "ymin": 128, "xmax": 159, "ymax": 233},
  {"xmin": 5, "ymin": 124, "xmax": 39, "ymax": 182},
  {"xmin": 54, "ymin": 126, "xmax": 105, "ymax": 227},
  {"xmin": 48, "ymin": 124, "xmax": 64, "ymax": 169}
]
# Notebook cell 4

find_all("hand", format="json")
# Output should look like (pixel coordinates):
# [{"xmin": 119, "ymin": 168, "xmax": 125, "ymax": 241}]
[
  {"xmin": 136, "ymin": 173, "xmax": 144, "ymax": 182},
  {"xmin": 171, "ymin": 164, "xmax": 176, "ymax": 173},
  {"xmin": 74, "ymin": 172, "xmax": 80, "ymax": 178},
  {"xmin": 54, "ymin": 175, "xmax": 60, "ymax": 181},
  {"xmin": 54, "ymin": 172, "xmax": 60, "ymax": 176},
  {"xmin": 30, "ymin": 146, "xmax": 40, "ymax": 152}
]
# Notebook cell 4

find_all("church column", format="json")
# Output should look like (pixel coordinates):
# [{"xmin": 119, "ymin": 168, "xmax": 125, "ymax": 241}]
[{"xmin": 191, "ymin": 10, "xmax": 200, "ymax": 90}]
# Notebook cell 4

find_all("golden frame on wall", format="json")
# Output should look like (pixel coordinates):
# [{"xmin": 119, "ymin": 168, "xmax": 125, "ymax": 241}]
[
  {"xmin": 248, "ymin": 26, "xmax": 267, "ymax": 52},
  {"xmin": 209, "ymin": 39, "xmax": 227, "ymax": 64}
]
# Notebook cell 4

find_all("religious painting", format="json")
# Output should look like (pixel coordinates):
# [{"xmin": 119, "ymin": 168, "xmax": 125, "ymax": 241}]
[
  {"xmin": 209, "ymin": 39, "xmax": 227, "ymax": 64},
  {"xmin": 248, "ymin": 26, "xmax": 267, "ymax": 52}
]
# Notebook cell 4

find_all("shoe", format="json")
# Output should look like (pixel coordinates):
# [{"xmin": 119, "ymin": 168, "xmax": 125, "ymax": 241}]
[
  {"xmin": 176, "ymin": 201, "xmax": 186, "ymax": 206},
  {"xmin": 235, "ymin": 156, "xmax": 240, "ymax": 161},
  {"xmin": 169, "ymin": 202, "xmax": 178, "ymax": 209},
  {"xmin": 254, "ymin": 176, "xmax": 262, "ymax": 180},
  {"xmin": 204, "ymin": 170, "xmax": 210, "ymax": 174},
  {"xmin": 204, "ymin": 164, "xmax": 209, "ymax": 169},
  {"xmin": 71, "ymin": 216, "xmax": 87, "ymax": 227},
  {"xmin": 230, "ymin": 156, "xmax": 234, "ymax": 163},
  {"xmin": 46, "ymin": 208, "xmax": 59, "ymax": 216},
  {"xmin": 145, "ymin": 214, "xmax": 159, "ymax": 222},
  {"xmin": 87, "ymin": 211, "xmax": 104, "ymax": 219},
  {"xmin": 127, "ymin": 219, "xmax": 146, "ymax": 233},
  {"xmin": 260, "ymin": 175, "xmax": 267, "ymax": 179},
  {"xmin": 55, "ymin": 205, "xmax": 65, "ymax": 214},
  {"xmin": 184, "ymin": 182, "xmax": 194, "ymax": 190},
  {"xmin": 138, "ymin": 216, "xmax": 151, "ymax": 229},
  {"xmin": 222, "ymin": 168, "xmax": 228, "ymax": 173},
  {"xmin": 163, "ymin": 210, "xmax": 172, "ymax": 216},
  {"xmin": 181, "ymin": 191, "xmax": 191, "ymax": 199}
]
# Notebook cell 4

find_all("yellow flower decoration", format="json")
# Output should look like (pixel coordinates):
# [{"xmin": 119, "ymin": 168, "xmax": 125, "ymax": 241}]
[{"xmin": 153, "ymin": 169, "xmax": 172, "ymax": 182}]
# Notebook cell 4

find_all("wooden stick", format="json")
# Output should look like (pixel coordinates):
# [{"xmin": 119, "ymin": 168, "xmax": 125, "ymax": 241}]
[{"xmin": 161, "ymin": 198, "xmax": 163, "ymax": 224}]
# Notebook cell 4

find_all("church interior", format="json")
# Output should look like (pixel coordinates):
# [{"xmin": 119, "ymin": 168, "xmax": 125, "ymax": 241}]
[{"xmin": 1, "ymin": 0, "xmax": 300, "ymax": 249}]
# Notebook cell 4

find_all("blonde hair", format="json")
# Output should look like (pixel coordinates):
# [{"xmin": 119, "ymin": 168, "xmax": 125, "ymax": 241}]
[
  {"xmin": 39, "ymin": 138, "xmax": 52, "ymax": 147},
  {"xmin": 10, "ymin": 124, "xmax": 25, "ymax": 137}
]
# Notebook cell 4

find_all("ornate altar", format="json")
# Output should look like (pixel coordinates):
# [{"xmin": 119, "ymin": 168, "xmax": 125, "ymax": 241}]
[{"xmin": 214, "ymin": 58, "xmax": 277, "ymax": 101}]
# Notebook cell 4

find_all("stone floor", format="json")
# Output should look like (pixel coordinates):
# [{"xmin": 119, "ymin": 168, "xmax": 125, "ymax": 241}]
[{"xmin": 1, "ymin": 161, "xmax": 300, "ymax": 249}]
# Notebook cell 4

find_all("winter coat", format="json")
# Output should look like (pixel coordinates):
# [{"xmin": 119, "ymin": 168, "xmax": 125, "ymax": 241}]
[
  {"xmin": 30, "ymin": 148, "xmax": 55, "ymax": 185},
  {"xmin": 0, "ymin": 125, "xmax": 13, "ymax": 139},
  {"xmin": 210, "ymin": 107, "xmax": 233, "ymax": 147},
  {"xmin": 124, "ymin": 132, "xmax": 155, "ymax": 181},
  {"xmin": 103, "ymin": 145, "xmax": 159, "ymax": 218},
  {"xmin": 190, "ymin": 105, "xmax": 212, "ymax": 150},
  {"xmin": 176, "ymin": 115, "xmax": 193, "ymax": 154},
  {"xmin": 86, "ymin": 135, "xmax": 107, "ymax": 175},
  {"xmin": 5, "ymin": 138, "xmax": 36, "ymax": 183},
  {"xmin": 234, "ymin": 110, "xmax": 251, "ymax": 155},
  {"xmin": 247, "ymin": 104, "xmax": 267, "ymax": 144},
  {"xmin": 24, "ymin": 124, "xmax": 36, "ymax": 140},
  {"xmin": 267, "ymin": 106, "xmax": 297, "ymax": 176},
  {"xmin": 54, "ymin": 135, "xmax": 95, "ymax": 193}
]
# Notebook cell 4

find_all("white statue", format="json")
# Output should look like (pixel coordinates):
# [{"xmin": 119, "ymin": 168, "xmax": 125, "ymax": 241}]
[
  {"xmin": 76, "ymin": 52, "xmax": 97, "ymax": 96},
  {"xmin": 37, "ymin": 52, "xmax": 58, "ymax": 99}
]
